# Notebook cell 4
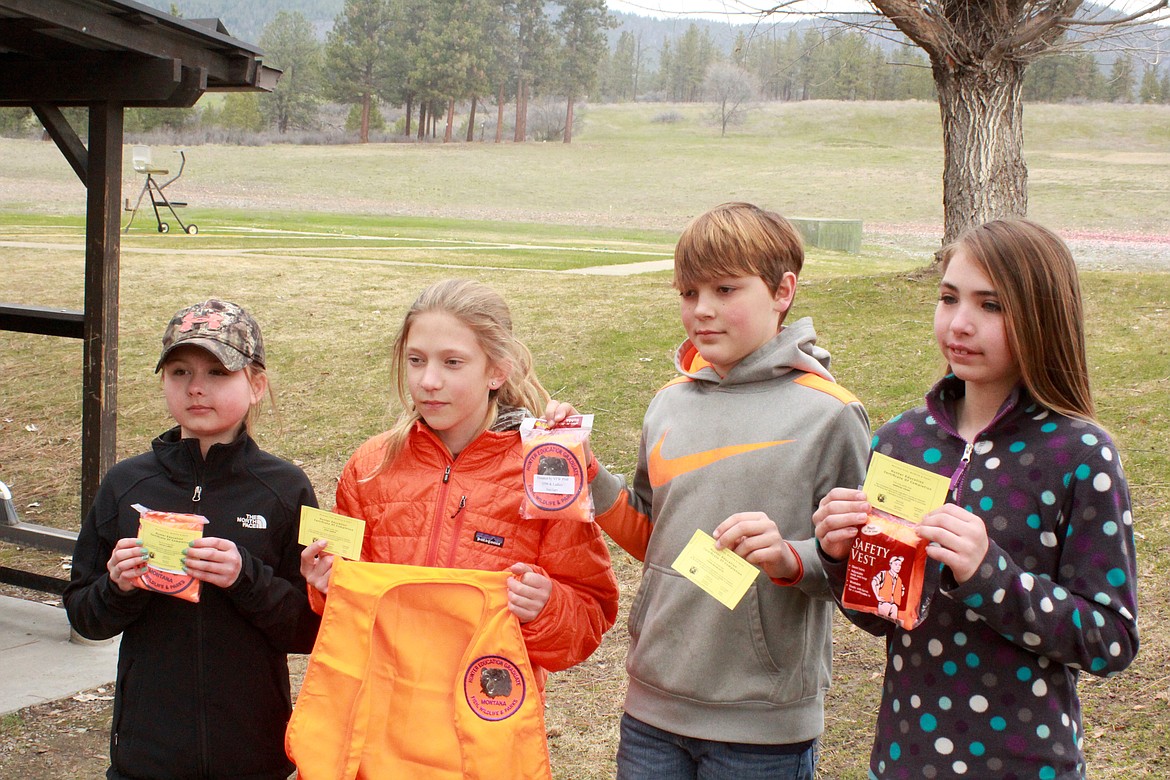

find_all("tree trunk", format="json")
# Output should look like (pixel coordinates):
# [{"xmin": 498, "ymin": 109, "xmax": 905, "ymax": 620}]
[
  {"xmin": 360, "ymin": 93, "xmax": 371, "ymax": 143},
  {"xmin": 417, "ymin": 102, "xmax": 426, "ymax": 141},
  {"xmin": 466, "ymin": 97, "xmax": 478, "ymax": 142},
  {"xmin": 404, "ymin": 94, "xmax": 414, "ymax": 137},
  {"xmin": 496, "ymin": 84, "xmax": 505, "ymax": 143},
  {"xmin": 934, "ymin": 58, "xmax": 1028, "ymax": 247},
  {"xmin": 444, "ymin": 98, "xmax": 455, "ymax": 143},
  {"xmin": 563, "ymin": 95, "xmax": 574, "ymax": 144},
  {"xmin": 514, "ymin": 79, "xmax": 528, "ymax": 142}
]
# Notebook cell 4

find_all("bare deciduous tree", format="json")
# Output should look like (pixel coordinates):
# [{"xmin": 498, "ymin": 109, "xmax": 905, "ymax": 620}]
[
  {"xmin": 747, "ymin": 1, "xmax": 1169, "ymax": 246},
  {"xmin": 704, "ymin": 62, "xmax": 759, "ymax": 136}
]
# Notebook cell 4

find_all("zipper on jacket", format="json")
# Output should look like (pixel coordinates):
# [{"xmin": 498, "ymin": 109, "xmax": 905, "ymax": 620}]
[
  {"xmin": 191, "ymin": 485, "xmax": 202, "ymax": 503},
  {"xmin": 446, "ymin": 495, "xmax": 471, "ymax": 567},
  {"xmin": 949, "ymin": 440, "xmax": 974, "ymax": 502},
  {"xmin": 424, "ymin": 466, "xmax": 454, "ymax": 565},
  {"xmin": 938, "ymin": 391, "xmax": 1017, "ymax": 504}
]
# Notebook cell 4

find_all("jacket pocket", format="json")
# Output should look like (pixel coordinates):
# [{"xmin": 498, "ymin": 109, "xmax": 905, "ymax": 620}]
[{"xmin": 627, "ymin": 565, "xmax": 811, "ymax": 706}]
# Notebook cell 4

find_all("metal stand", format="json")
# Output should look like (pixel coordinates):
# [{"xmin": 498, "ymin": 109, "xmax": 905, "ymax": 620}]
[{"xmin": 123, "ymin": 148, "xmax": 198, "ymax": 235}]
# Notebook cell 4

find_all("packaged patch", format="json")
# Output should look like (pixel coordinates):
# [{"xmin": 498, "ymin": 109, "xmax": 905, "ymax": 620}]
[
  {"xmin": 520, "ymin": 415, "xmax": 594, "ymax": 522},
  {"xmin": 841, "ymin": 510, "xmax": 936, "ymax": 630},
  {"xmin": 131, "ymin": 504, "xmax": 209, "ymax": 602}
]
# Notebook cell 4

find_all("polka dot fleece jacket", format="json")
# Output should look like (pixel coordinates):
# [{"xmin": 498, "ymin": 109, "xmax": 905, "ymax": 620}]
[{"xmin": 823, "ymin": 375, "xmax": 1139, "ymax": 780}]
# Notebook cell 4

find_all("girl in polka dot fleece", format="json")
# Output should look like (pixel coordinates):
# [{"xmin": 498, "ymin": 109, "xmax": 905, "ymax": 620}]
[{"xmin": 813, "ymin": 219, "xmax": 1139, "ymax": 780}]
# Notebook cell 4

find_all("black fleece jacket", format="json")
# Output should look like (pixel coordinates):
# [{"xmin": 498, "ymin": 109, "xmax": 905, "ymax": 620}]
[{"xmin": 64, "ymin": 427, "xmax": 320, "ymax": 780}]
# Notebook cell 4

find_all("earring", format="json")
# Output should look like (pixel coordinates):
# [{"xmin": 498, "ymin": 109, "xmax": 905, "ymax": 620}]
[{"xmin": 489, "ymin": 380, "xmax": 499, "ymax": 389}]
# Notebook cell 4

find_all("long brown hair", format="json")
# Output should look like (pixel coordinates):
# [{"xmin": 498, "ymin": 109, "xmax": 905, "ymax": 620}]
[
  {"xmin": 940, "ymin": 219, "xmax": 1096, "ymax": 422},
  {"xmin": 365, "ymin": 279, "xmax": 550, "ymax": 478}
]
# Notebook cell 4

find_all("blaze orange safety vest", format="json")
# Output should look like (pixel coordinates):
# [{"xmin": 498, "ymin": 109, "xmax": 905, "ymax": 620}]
[{"xmin": 286, "ymin": 560, "xmax": 552, "ymax": 780}]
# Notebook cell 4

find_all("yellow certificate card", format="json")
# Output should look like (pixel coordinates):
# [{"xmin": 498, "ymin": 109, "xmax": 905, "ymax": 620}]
[
  {"xmin": 298, "ymin": 506, "xmax": 365, "ymax": 561},
  {"xmin": 670, "ymin": 529, "xmax": 760, "ymax": 610},
  {"xmin": 139, "ymin": 520, "xmax": 203, "ymax": 573},
  {"xmin": 863, "ymin": 451, "xmax": 952, "ymax": 523}
]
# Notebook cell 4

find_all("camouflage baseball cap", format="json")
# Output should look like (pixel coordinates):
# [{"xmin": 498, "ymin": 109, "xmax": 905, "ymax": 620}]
[{"xmin": 155, "ymin": 299, "xmax": 265, "ymax": 373}]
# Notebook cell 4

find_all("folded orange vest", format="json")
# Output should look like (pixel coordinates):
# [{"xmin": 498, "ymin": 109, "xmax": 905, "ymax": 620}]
[{"xmin": 286, "ymin": 560, "xmax": 552, "ymax": 780}]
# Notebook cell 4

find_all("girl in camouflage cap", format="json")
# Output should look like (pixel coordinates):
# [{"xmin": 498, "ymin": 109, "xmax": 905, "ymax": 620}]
[{"xmin": 64, "ymin": 299, "xmax": 321, "ymax": 780}]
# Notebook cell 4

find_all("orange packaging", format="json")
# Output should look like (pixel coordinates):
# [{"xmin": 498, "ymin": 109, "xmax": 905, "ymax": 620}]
[
  {"xmin": 519, "ymin": 415, "xmax": 594, "ymax": 522},
  {"xmin": 841, "ymin": 511, "xmax": 932, "ymax": 630},
  {"xmin": 131, "ymin": 505, "xmax": 209, "ymax": 602}
]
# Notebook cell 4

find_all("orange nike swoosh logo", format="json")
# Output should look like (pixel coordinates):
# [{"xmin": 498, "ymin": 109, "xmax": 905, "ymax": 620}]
[{"xmin": 648, "ymin": 432, "xmax": 793, "ymax": 488}]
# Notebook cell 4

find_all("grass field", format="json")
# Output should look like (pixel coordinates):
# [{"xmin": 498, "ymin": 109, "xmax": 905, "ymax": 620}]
[{"xmin": 1, "ymin": 100, "xmax": 1168, "ymax": 778}]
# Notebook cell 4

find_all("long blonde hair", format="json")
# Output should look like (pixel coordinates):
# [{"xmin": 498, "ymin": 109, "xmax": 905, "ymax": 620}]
[
  {"xmin": 366, "ymin": 279, "xmax": 550, "ymax": 478},
  {"xmin": 940, "ymin": 219, "xmax": 1096, "ymax": 422}
]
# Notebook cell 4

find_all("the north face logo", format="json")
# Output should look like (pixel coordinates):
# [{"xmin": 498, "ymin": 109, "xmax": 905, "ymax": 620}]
[{"xmin": 237, "ymin": 514, "xmax": 267, "ymax": 529}]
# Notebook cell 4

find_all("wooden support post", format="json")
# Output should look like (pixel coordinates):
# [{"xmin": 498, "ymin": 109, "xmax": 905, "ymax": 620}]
[{"xmin": 81, "ymin": 102, "xmax": 123, "ymax": 517}]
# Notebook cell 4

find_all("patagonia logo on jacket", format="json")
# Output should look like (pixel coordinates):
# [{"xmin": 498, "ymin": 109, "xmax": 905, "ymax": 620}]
[
  {"xmin": 474, "ymin": 531, "xmax": 505, "ymax": 548},
  {"xmin": 236, "ymin": 514, "xmax": 267, "ymax": 529}
]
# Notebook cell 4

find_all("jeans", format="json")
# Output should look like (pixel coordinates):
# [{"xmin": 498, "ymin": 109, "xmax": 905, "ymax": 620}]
[{"xmin": 615, "ymin": 713, "xmax": 819, "ymax": 780}]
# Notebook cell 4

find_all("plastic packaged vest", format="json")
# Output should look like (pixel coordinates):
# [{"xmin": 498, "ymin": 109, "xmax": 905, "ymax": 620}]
[{"xmin": 287, "ymin": 560, "xmax": 552, "ymax": 780}]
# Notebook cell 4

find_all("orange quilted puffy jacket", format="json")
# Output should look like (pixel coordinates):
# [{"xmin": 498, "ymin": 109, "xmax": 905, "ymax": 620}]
[
  {"xmin": 288, "ymin": 560, "xmax": 553, "ymax": 780},
  {"xmin": 312, "ymin": 420, "xmax": 620, "ymax": 684}
]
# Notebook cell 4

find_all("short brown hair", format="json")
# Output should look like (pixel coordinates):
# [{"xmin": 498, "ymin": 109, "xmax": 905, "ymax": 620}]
[{"xmin": 673, "ymin": 202, "xmax": 804, "ymax": 295}]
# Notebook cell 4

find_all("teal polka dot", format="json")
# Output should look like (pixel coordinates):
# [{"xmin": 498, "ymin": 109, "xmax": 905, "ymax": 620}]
[
  {"xmin": 1027, "ymin": 514, "xmax": 1041, "ymax": 529},
  {"xmin": 969, "ymin": 742, "xmax": 985, "ymax": 756},
  {"xmin": 890, "ymin": 742, "xmax": 901, "ymax": 760},
  {"xmin": 939, "ymin": 696, "xmax": 952, "ymax": 710},
  {"xmin": 990, "ymin": 716, "xmax": 1007, "ymax": 731},
  {"xmin": 998, "ymin": 556, "xmax": 1008, "ymax": 571},
  {"xmin": 979, "ymin": 496, "xmax": 993, "ymax": 511},
  {"xmin": 1072, "ymin": 609, "xmax": 1082, "ymax": 628},
  {"xmin": 920, "ymin": 713, "xmax": 937, "ymax": 732},
  {"xmin": 1041, "ymin": 490, "xmax": 1056, "ymax": 506},
  {"xmin": 1093, "ymin": 611, "xmax": 1106, "ymax": 627},
  {"xmin": 1037, "ymin": 724, "xmax": 1050, "ymax": 739},
  {"xmin": 1076, "ymin": 464, "xmax": 1091, "ymax": 480},
  {"xmin": 1040, "ymin": 767, "xmax": 1057, "ymax": 780},
  {"xmin": 1103, "ymin": 521, "xmax": 1118, "ymax": 536},
  {"xmin": 871, "ymin": 434, "xmax": 880, "ymax": 449},
  {"xmin": 943, "ymin": 661, "xmax": 958, "ymax": 676},
  {"xmin": 1063, "ymin": 472, "xmax": 1071, "ymax": 487},
  {"xmin": 1016, "ymin": 667, "xmax": 1032, "ymax": 681},
  {"xmin": 1107, "ymin": 568, "xmax": 1127, "ymax": 586},
  {"xmin": 923, "ymin": 448, "xmax": 942, "ymax": 465},
  {"xmin": 970, "ymin": 478, "xmax": 983, "ymax": 492},
  {"xmin": 1081, "ymin": 433, "xmax": 1098, "ymax": 445},
  {"xmin": 1010, "ymin": 441, "xmax": 1026, "ymax": 453},
  {"xmin": 965, "ymin": 653, "xmax": 980, "ymax": 668},
  {"xmin": 1041, "ymin": 422, "xmax": 1057, "ymax": 433},
  {"xmin": 1091, "ymin": 658, "xmax": 1107, "ymax": 672},
  {"xmin": 964, "ymin": 593, "xmax": 983, "ymax": 608},
  {"xmin": 953, "ymin": 632, "xmax": 968, "ymax": 646},
  {"xmin": 1053, "ymin": 586, "xmax": 1069, "ymax": 600}
]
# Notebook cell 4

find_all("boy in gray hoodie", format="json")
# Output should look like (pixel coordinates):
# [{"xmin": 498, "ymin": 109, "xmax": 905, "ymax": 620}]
[{"xmin": 589, "ymin": 202, "xmax": 871, "ymax": 779}]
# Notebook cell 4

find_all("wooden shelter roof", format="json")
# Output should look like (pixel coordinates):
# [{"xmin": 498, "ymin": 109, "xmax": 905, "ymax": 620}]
[{"xmin": 0, "ymin": 0, "xmax": 279, "ymax": 106}]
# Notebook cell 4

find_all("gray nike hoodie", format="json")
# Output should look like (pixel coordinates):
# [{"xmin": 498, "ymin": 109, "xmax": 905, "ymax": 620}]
[{"xmin": 591, "ymin": 316, "xmax": 871, "ymax": 745}]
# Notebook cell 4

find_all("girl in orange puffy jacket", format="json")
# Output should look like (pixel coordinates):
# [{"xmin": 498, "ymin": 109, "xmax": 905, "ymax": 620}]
[{"xmin": 300, "ymin": 278, "xmax": 619, "ymax": 681}]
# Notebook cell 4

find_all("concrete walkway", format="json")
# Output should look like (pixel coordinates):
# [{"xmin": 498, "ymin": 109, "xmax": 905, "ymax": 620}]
[{"xmin": 0, "ymin": 595, "xmax": 119, "ymax": 715}]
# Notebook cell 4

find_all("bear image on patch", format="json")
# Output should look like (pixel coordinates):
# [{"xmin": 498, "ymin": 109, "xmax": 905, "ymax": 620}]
[
  {"xmin": 480, "ymin": 667, "xmax": 513, "ymax": 698},
  {"xmin": 536, "ymin": 454, "xmax": 570, "ymax": 477}
]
